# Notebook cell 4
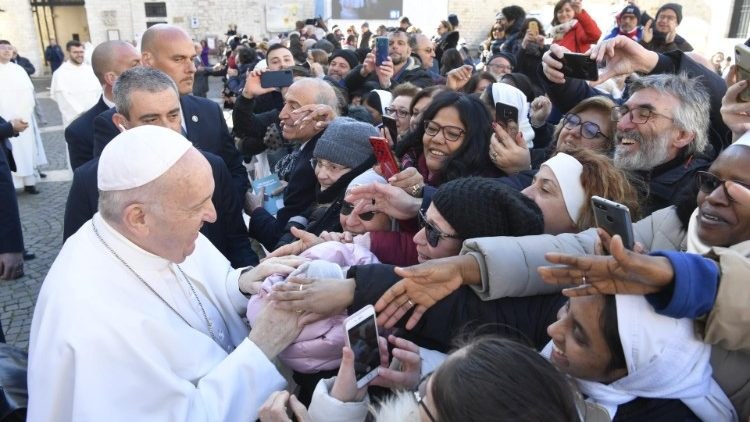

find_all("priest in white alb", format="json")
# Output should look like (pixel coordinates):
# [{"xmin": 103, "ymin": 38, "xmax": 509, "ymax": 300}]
[
  {"xmin": 28, "ymin": 125, "xmax": 307, "ymax": 421},
  {"xmin": 49, "ymin": 40, "xmax": 101, "ymax": 128},
  {"xmin": 0, "ymin": 40, "xmax": 47, "ymax": 192}
]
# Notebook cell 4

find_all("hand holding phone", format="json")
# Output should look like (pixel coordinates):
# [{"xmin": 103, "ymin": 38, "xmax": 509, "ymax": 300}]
[
  {"xmin": 344, "ymin": 305, "xmax": 380, "ymax": 388},
  {"xmin": 591, "ymin": 196, "xmax": 634, "ymax": 250},
  {"xmin": 734, "ymin": 43, "xmax": 750, "ymax": 102},
  {"xmin": 370, "ymin": 136, "xmax": 400, "ymax": 179}
]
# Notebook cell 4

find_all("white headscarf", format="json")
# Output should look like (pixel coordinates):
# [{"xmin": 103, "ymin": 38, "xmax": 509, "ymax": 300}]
[
  {"xmin": 543, "ymin": 295, "xmax": 737, "ymax": 421},
  {"xmin": 372, "ymin": 89, "xmax": 393, "ymax": 115},
  {"xmin": 491, "ymin": 82, "xmax": 535, "ymax": 148},
  {"xmin": 541, "ymin": 152, "xmax": 586, "ymax": 224}
]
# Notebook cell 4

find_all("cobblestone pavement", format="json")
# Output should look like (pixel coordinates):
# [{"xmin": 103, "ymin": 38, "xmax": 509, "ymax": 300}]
[{"xmin": 3, "ymin": 76, "xmax": 227, "ymax": 350}]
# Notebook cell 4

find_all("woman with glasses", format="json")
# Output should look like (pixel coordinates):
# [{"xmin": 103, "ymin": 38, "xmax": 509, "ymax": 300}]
[{"xmin": 384, "ymin": 83, "xmax": 420, "ymax": 143}]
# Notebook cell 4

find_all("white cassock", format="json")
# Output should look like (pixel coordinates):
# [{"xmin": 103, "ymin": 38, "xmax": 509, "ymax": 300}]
[
  {"xmin": 49, "ymin": 61, "xmax": 101, "ymax": 128},
  {"xmin": 28, "ymin": 213, "xmax": 285, "ymax": 422},
  {"xmin": 0, "ymin": 61, "xmax": 46, "ymax": 188}
]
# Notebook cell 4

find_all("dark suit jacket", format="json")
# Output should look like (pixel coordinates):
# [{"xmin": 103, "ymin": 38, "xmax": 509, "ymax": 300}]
[
  {"xmin": 248, "ymin": 133, "xmax": 321, "ymax": 250},
  {"xmin": 65, "ymin": 96, "xmax": 109, "ymax": 170},
  {"xmin": 92, "ymin": 95, "xmax": 249, "ymax": 197},
  {"xmin": 63, "ymin": 151, "xmax": 258, "ymax": 267},
  {"xmin": 0, "ymin": 118, "xmax": 24, "ymax": 254}
]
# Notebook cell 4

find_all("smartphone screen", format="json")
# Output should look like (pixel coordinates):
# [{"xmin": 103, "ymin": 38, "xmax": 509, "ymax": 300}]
[
  {"xmin": 561, "ymin": 53, "xmax": 599, "ymax": 81},
  {"xmin": 347, "ymin": 316, "xmax": 380, "ymax": 381},
  {"xmin": 376, "ymin": 37, "xmax": 389, "ymax": 65},
  {"xmin": 381, "ymin": 116, "xmax": 398, "ymax": 147}
]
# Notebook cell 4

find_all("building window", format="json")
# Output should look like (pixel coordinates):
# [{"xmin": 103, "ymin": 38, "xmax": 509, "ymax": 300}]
[
  {"xmin": 730, "ymin": 0, "xmax": 750, "ymax": 39},
  {"xmin": 144, "ymin": 2, "xmax": 167, "ymax": 18}
]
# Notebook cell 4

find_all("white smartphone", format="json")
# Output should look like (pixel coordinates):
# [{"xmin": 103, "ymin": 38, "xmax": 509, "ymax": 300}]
[{"xmin": 344, "ymin": 304, "xmax": 380, "ymax": 388}]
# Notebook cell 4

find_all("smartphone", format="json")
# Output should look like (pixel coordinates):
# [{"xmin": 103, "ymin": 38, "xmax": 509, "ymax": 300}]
[
  {"xmin": 560, "ymin": 53, "xmax": 599, "ymax": 81},
  {"xmin": 375, "ymin": 37, "xmax": 389, "ymax": 66},
  {"xmin": 260, "ymin": 70, "xmax": 294, "ymax": 88},
  {"xmin": 381, "ymin": 115, "xmax": 398, "ymax": 147},
  {"xmin": 344, "ymin": 305, "xmax": 380, "ymax": 388},
  {"xmin": 369, "ymin": 136, "xmax": 400, "ymax": 179},
  {"xmin": 304, "ymin": 18, "xmax": 317, "ymax": 25},
  {"xmin": 591, "ymin": 196, "xmax": 635, "ymax": 250},
  {"xmin": 495, "ymin": 102, "xmax": 519, "ymax": 126},
  {"xmin": 527, "ymin": 21, "xmax": 539, "ymax": 37},
  {"xmin": 734, "ymin": 43, "xmax": 750, "ymax": 102}
]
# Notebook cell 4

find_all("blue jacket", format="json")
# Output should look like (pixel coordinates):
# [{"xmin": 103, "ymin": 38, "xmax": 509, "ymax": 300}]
[
  {"xmin": 647, "ymin": 250, "xmax": 719, "ymax": 319},
  {"xmin": 65, "ymin": 95, "xmax": 109, "ymax": 170}
]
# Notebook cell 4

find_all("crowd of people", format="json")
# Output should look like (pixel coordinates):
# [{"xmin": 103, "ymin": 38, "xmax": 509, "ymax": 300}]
[{"xmin": 0, "ymin": 0, "xmax": 749, "ymax": 420}]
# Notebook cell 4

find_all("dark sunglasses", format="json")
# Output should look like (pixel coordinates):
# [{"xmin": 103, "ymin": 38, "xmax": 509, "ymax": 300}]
[
  {"xmin": 562, "ymin": 113, "xmax": 610, "ymax": 140},
  {"xmin": 418, "ymin": 209, "xmax": 460, "ymax": 247},
  {"xmin": 696, "ymin": 171, "xmax": 750, "ymax": 202},
  {"xmin": 340, "ymin": 201, "xmax": 377, "ymax": 221}
]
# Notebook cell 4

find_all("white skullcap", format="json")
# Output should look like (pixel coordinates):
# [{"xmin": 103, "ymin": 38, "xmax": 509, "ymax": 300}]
[
  {"xmin": 97, "ymin": 125, "xmax": 192, "ymax": 191},
  {"xmin": 734, "ymin": 130, "xmax": 750, "ymax": 147},
  {"xmin": 541, "ymin": 152, "xmax": 586, "ymax": 224}
]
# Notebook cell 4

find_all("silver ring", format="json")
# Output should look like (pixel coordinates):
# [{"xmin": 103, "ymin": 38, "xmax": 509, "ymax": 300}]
[
  {"xmin": 298, "ymin": 284, "xmax": 304, "ymax": 292},
  {"xmin": 407, "ymin": 299, "xmax": 415, "ymax": 308},
  {"xmin": 581, "ymin": 274, "xmax": 587, "ymax": 284}
]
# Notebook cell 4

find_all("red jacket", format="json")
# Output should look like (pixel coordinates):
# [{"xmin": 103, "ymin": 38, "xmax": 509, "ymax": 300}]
[{"xmin": 554, "ymin": 10, "xmax": 602, "ymax": 53}]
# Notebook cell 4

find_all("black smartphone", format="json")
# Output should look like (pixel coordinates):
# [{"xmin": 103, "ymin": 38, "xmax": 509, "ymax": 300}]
[
  {"xmin": 381, "ymin": 115, "xmax": 398, "ymax": 147},
  {"xmin": 305, "ymin": 18, "xmax": 317, "ymax": 25},
  {"xmin": 560, "ymin": 53, "xmax": 599, "ymax": 81},
  {"xmin": 495, "ymin": 102, "xmax": 519, "ymax": 126},
  {"xmin": 735, "ymin": 43, "xmax": 750, "ymax": 102},
  {"xmin": 591, "ymin": 196, "xmax": 635, "ymax": 250},
  {"xmin": 260, "ymin": 70, "xmax": 294, "ymax": 88},
  {"xmin": 375, "ymin": 37, "xmax": 389, "ymax": 65}
]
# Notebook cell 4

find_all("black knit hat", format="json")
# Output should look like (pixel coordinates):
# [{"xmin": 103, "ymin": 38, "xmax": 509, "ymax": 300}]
[
  {"xmin": 329, "ymin": 49, "xmax": 359, "ymax": 70},
  {"xmin": 431, "ymin": 177, "xmax": 544, "ymax": 239},
  {"xmin": 656, "ymin": 3, "xmax": 683, "ymax": 24},
  {"xmin": 489, "ymin": 52, "xmax": 516, "ymax": 70}
]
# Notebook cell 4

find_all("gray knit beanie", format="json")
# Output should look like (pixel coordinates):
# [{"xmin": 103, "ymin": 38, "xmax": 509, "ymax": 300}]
[
  {"xmin": 432, "ymin": 177, "xmax": 544, "ymax": 239},
  {"xmin": 313, "ymin": 117, "xmax": 378, "ymax": 168}
]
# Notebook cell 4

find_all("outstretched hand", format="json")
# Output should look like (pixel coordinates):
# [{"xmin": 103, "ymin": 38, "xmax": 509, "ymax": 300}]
[{"xmin": 538, "ymin": 234, "xmax": 674, "ymax": 297}]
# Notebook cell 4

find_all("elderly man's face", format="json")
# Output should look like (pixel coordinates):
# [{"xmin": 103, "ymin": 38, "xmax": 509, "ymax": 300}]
[
  {"xmin": 613, "ymin": 88, "xmax": 685, "ymax": 171},
  {"xmin": 414, "ymin": 35, "xmax": 435, "ymax": 69},
  {"xmin": 144, "ymin": 148, "xmax": 217, "ymax": 263},
  {"xmin": 487, "ymin": 56, "xmax": 512, "ymax": 77},
  {"xmin": 278, "ymin": 81, "xmax": 323, "ymax": 141},
  {"xmin": 327, "ymin": 56, "xmax": 351, "ymax": 81},
  {"xmin": 619, "ymin": 14, "xmax": 638, "ymax": 33},
  {"xmin": 142, "ymin": 34, "xmax": 197, "ymax": 95}
]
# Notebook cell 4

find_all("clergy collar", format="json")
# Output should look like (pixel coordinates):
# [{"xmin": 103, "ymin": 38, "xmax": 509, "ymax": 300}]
[{"xmin": 93, "ymin": 213, "xmax": 172, "ymax": 271}]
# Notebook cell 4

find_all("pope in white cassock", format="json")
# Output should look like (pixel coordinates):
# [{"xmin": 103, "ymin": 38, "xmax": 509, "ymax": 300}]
[
  {"xmin": 49, "ymin": 42, "xmax": 101, "ymax": 128},
  {"xmin": 0, "ymin": 42, "xmax": 47, "ymax": 189},
  {"xmin": 28, "ymin": 125, "xmax": 306, "ymax": 421}
]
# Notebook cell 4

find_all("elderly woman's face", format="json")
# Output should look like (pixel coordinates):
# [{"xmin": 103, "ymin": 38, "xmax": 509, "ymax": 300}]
[
  {"xmin": 521, "ymin": 166, "xmax": 577, "ymax": 234},
  {"xmin": 696, "ymin": 145, "xmax": 750, "ymax": 247},
  {"xmin": 546, "ymin": 296, "xmax": 626, "ymax": 384},
  {"xmin": 339, "ymin": 198, "xmax": 392, "ymax": 234},
  {"xmin": 313, "ymin": 158, "xmax": 350, "ymax": 191}
]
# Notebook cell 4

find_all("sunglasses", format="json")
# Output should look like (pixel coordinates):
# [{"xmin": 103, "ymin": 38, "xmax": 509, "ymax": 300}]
[
  {"xmin": 340, "ymin": 201, "xmax": 378, "ymax": 221},
  {"xmin": 696, "ymin": 171, "xmax": 750, "ymax": 202},
  {"xmin": 418, "ymin": 209, "xmax": 460, "ymax": 247},
  {"xmin": 562, "ymin": 113, "xmax": 610, "ymax": 140}
]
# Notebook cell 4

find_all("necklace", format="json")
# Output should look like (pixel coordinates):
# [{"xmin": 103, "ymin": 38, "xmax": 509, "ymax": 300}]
[{"xmin": 92, "ymin": 220, "xmax": 221, "ymax": 347}]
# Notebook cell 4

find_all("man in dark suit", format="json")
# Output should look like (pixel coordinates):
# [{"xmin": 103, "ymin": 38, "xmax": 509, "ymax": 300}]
[
  {"xmin": 137, "ymin": 24, "xmax": 249, "ymax": 196},
  {"xmin": 243, "ymin": 77, "xmax": 340, "ymax": 251},
  {"xmin": 0, "ymin": 116, "xmax": 27, "ymax": 281},
  {"xmin": 65, "ymin": 41, "xmax": 140, "ymax": 170},
  {"xmin": 65, "ymin": 67, "xmax": 257, "ymax": 267}
]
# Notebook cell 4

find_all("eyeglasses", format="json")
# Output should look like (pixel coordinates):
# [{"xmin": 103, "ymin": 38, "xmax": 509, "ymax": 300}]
[
  {"xmin": 340, "ymin": 200, "xmax": 378, "ymax": 221},
  {"xmin": 562, "ymin": 113, "xmax": 611, "ymax": 141},
  {"xmin": 423, "ymin": 120, "xmax": 465, "ymax": 142},
  {"xmin": 696, "ymin": 171, "xmax": 750, "ymax": 202},
  {"xmin": 413, "ymin": 371, "xmax": 436, "ymax": 422},
  {"xmin": 385, "ymin": 107, "xmax": 410, "ymax": 118},
  {"xmin": 418, "ymin": 209, "xmax": 460, "ymax": 247},
  {"xmin": 310, "ymin": 158, "xmax": 348, "ymax": 173},
  {"xmin": 611, "ymin": 105, "xmax": 674, "ymax": 124}
]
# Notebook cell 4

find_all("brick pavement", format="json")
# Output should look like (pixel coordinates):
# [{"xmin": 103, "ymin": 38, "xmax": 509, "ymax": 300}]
[{"xmin": 3, "ymin": 76, "xmax": 227, "ymax": 350}]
